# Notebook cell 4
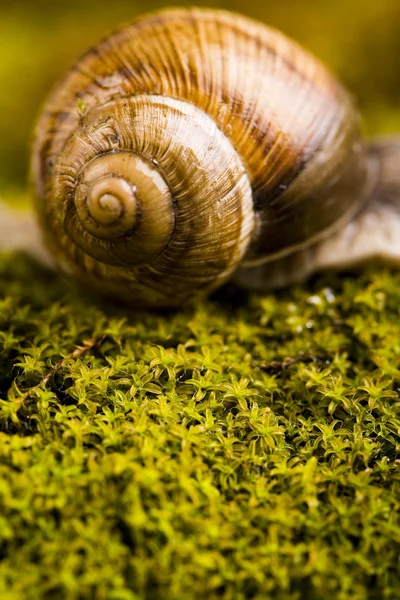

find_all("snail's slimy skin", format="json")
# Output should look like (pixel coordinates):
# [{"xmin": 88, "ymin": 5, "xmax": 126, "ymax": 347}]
[
  {"xmin": 28, "ymin": 8, "xmax": 399, "ymax": 306},
  {"xmin": 0, "ymin": 203, "xmax": 53, "ymax": 268}
]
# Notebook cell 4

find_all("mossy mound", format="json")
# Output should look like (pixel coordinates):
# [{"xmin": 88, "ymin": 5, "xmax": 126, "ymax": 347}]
[{"xmin": 1, "ymin": 252, "xmax": 400, "ymax": 599}]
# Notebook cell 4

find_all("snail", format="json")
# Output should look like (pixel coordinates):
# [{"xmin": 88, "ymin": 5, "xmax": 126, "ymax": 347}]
[{"xmin": 2, "ymin": 7, "xmax": 400, "ymax": 307}]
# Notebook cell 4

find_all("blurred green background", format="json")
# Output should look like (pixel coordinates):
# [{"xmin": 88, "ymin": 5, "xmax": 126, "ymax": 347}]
[{"xmin": 1, "ymin": 0, "xmax": 400, "ymax": 194}]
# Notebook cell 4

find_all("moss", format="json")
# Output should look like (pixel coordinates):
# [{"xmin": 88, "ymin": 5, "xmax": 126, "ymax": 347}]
[{"xmin": 1, "ymin": 252, "xmax": 400, "ymax": 599}]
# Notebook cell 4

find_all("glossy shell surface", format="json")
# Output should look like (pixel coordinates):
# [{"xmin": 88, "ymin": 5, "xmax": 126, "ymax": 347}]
[{"xmin": 32, "ymin": 8, "xmax": 372, "ymax": 306}]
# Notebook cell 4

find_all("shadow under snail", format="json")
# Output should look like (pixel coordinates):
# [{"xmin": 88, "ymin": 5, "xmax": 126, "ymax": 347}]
[{"xmin": 2, "ymin": 7, "xmax": 400, "ymax": 307}]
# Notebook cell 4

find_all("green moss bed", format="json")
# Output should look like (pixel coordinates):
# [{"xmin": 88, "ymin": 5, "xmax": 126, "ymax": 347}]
[{"xmin": 1, "ymin": 252, "xmax": 400, "ymax": 599}]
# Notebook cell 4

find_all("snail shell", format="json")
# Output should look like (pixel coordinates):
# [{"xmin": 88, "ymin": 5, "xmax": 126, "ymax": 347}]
[{"xmin": 31, "ymin": 7, "xmax": 378, "ymax": 308}]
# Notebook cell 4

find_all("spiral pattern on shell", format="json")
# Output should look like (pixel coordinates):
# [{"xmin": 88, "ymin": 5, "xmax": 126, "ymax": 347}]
[{"xmin": 32, "ymin": 7, "xmax": 374, "ymax": 307}]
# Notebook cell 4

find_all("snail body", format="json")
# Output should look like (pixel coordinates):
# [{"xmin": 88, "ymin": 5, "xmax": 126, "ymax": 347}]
[{"xmin": 30, "ymin": 7, "xmax": 400, "ymax": 307}]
